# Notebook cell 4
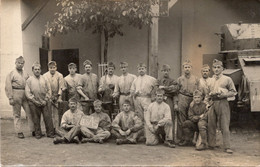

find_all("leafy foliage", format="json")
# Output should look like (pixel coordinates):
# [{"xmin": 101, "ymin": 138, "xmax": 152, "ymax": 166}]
[{"xmin": 45, "ymin": 0, "xmax": 157, "ymax": 62}]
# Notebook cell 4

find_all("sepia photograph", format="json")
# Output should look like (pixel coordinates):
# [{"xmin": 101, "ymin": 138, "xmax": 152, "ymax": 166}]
[{"xmin": 0, "ymin": 0, "xmax": 260, "ymax": 166}]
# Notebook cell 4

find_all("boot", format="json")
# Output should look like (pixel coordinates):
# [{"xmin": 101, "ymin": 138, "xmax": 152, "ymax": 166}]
[
  {"xmin": 196, "ymin": 143, "xmax": 207, "ymax": 151},
  {"xmin": 164, "ymin": 140, "xmax": 176, "ymax": 148},
  {"xmin": 116, "ymin": 139, "xmax": 128, "ymax": 145},
  {"xmin": 53, "ymin": 137, "xmax": 64, "ymax": 144},
  {"xmin": 72, "ymin": 136, "xmax": 80, "ymax": 144},
  {"xmin": 18, "ymin": 133, "xmax": 25, "ymax": 139},
  {"xmin": 81, "ymin": 138, "xmax": 94, "ymax": 143}
]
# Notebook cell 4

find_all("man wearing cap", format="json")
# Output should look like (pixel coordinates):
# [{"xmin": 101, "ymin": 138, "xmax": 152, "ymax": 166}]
[
  {"xmin": 5, "ymin": 56, "xmax": 35, "ymax": 138},
  {"xmin": 53, "ymin": 97, "xmax": 84, "ymax": 144},
  {"xmin": 77, "ymin": 60, "xmax": 98, "ymax": 115},
  {"xmin": 144, "ymin": 89, "xmax": 175, "ymax": 148},
  {"xmin": 25, "ymin": 62, "xmax": 54, "ymax": 139},
  {"xmin": 176, "ymin": 60, "xmax": 199, "ymax": 143},
  {"xmin": 43, "ymin": 61, "xmax": 64, "ymax": 130},
  {"xmin": 179, "ymin": 90, "xmax": 208, "ymax": 151},
  {"xmin": 63, "ymin": 63, "xmax": 81, "ymax": 101},
  {"xmin": 112, "ymin": 62, "xmax": 136, "ymax": 109},
  {"xmin": 98, "ymin": 62, "xmax": 119, "ymax": 118},
  {"xmin": 130, "ymin": 63, "xmax": 158, "ymax": 121},
  {"xmin": 207, "ymin": 59, "xmax": 237, "ymax": 154},
  {"xmin": 157, "ymin": 64, "xmax": 179, "ymax": 142},
  {"xmin": 81, "ymin": 100, "xmax": 111, "ymax": 144},
  {"xmin": 111, "ymin": 99, "xmax": 144, "ymax": 145}
]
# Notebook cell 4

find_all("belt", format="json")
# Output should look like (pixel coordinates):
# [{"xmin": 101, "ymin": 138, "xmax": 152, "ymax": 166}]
[
  {"xmin": 179, "ymin": 92, "xmax": 193, "ymax": 97},
  {"xmin": 151, "ymin": 121, "xmax": 158, "ymax": 125},
  {"xmin": 12, "ymin": 87, "xmax": 25, "ymax": 90},
  {"xmin": 120, "ymin": 92, "xmax": 130, "ymax": 96},
  {"xmin": 212, "ymin": 97, "xmax": 227, "ymax": 101}
]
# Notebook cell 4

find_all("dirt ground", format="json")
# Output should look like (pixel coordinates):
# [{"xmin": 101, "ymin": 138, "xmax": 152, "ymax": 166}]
[{"xmin": 1, "ymin": 119, "xmax": 260, "ymax": 166}]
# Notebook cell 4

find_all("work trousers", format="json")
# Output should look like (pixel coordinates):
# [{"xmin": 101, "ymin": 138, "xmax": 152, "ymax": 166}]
[
  {"xmin": 111, "ymin": 128, "xmax": 144, "ymax": 142},
  {"xmin": 208, "ymin": 99, "xmax": 231, "ymax": 149},
  {"xmin": 102, "ymin": 103, "xmax": 114, "ymax": 120},
  {"xmin": 177, "ymin": 94, "xmax": 193, "ymax": 141},
  {"xmin": 165, "ymin": 96, "xmax": 177, "ymax": 142},
  {"xmin": 182, "ymin": 120, "xmax": 207, "ymax": 144},
  {"xmin": 145, "ymin": 120, "xmax": 173, "ymax": 145},
  {"xmin": 50, "ymin": 102, "xmax": 60, "ymax": 129},
  {"xmin": 28, "ymin": 101, "xmax": 54, "ymax": 137},
  {"xmin": 12, "ymin": 89, "xmax": 34, "ymax": 133},
  {"xmin": 81, "ymin": 126, "xmax": 111, "ymax": 141},
  {"xmin": 134, "ymin": 97, "xmax": 151, "ymax": 121},
  {"xmin": 56, "ymin": 126, "xmax": 81, "ymax": 142}
]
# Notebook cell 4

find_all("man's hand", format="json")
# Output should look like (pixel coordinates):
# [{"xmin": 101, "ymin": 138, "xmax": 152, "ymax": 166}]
[
  {"xmin": 174, "ymin": 104, "xmax": 178, "ymax": 111},
  {"xmin": 217, "ymin": 93, "xmax": 227, "ymax": 99},
  {"xmin": 84, "ymin": 96, "xmax": 89, "ymax": 101},
  {"xmin": 57, "ymin": 96, "xmax": 63, "ymax": 103},
  {"xmin": 119, "ymin": 129, "xmax": 126, "ymax": 136},
  {"xmin": 42, "ymin": 100, "xmax": 47, "ymax": 106},
  {"xmin": 32, "ymin": 98, "xmax": 42, "ymax": 107},
  {"xmin": 9, "ymin": 98, "xmax": 14, "ymax": 106},
  {"xmin": 153, "ymin": 125, "xmax": 159, "ymax": 132},
  {"xmin": 65, "ymin": 124, "xmax": 75, "ymax": 130},
  {"xmin": 159, "ymin": 85, "xmax": 165, "ymax": 89},
  {"xmin": 112, "ymin": 93, "xmax": 118, "ymax": 98},
  {"xmin": 199, "ymin": 114, "xmax": 204, "ymax": 119},
  {"xmin": 148, "ymin": 125, "xmax": 155, "ymax": 134},
  {"xmin": 125, "ymin": 129, "xmax": 131, "ymax": 136}
]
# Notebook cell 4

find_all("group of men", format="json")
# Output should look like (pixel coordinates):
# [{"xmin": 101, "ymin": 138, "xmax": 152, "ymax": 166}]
[{"xmin": 5, "ymin": 56, "xmax": 237, "ymax": 154}]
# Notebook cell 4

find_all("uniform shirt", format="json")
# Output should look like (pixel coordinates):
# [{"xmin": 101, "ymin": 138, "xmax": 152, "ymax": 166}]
[
  {"xmin": 5, "ymin": 69, "xmax": 29, "ymax": 99},
  {"xmin": 25, "ymin": 75, "xmax": 51, "ymax": 104},
  {"xmin": 130, "ymin": 74, "xmax": 158, "ymax": 97},
  {"xmin": 114, "ymin": 73, "xmax": 136, "ymax": 95},
  {"xmin": 78, "ymin": 73, "xmax": 98, "ymax": 100},
  {"xmin": 91, "ymin": 112, "xmax": 111, "ymax": 131},
  {"xmin": 145, "ymin": 101, "xmax": 172, "ymax": 127},
  {"xmin": 61, "ymin": 109, "xmax": 84, "ymax": 128},
  {"xmin": 43, "ymin": 71, "xmax": 64, "ymax": 97},
  {"xmin": 112, "ymin": 111, "xmax": 143, "ymax": 132},
  {"xmin": 177, "ymin": 74, "xmax": 199, "ymax": 96},
  {"xmin": 188, "ymin": 102, "xmax": 207, "ymax": 123},
  {"xmin": 198, "ymin": 77, "xmax": 215, "ymax": 102},
  {"xmin": 63, "ymin": 74, "xmax": 81, "ymax": 100},
  {"xmin": 99, "ymin": 74, "xmax": 119, "ymax": 92}
]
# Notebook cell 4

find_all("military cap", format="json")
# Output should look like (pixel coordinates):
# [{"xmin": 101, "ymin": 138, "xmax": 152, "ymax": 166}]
[
  {"xmin": 69, "ymin": 97, "xmax": 78, "ymax": 103},
  {"xmin": 193, "ymin": 90, "xmax": 203, "ymax": 97},
  {"xmin": 122, "ymin": 99, "xmax": 131, "ymax": 105},
  {"xmin": 161, "ymin": 64, "xmax": 171, "ymax": 71},
  {"xmin": 15, "ymin": 56, "xmax": 25, "ymax": 62},
  {"xmin": 120, "ymin": 62, "xmax": 128, "ymax": 67},
  {"xmin": 201, "ymin": 64, "xmax": 210, "ymax": 70},
  {"xmin": 83, "ymin": 60, "xmax": 92, "ymax": 67},
  {"xmin": 183, "ymin": 60, "xmax": 192, "ymax": 66},
  {"xmin": 137, "ymin": 63, "xmax": 147, "ymax": 68},
  {"xmin": 107, "ymin": 62, "xmax": 115, "ymax": 69},
  {"xmin": 156, "ymin": 88, "xmax": 165, "ymax": 95},
  {"xmin": 68, "ymin": 63, "xmax": 77, "ymax": 68},
  {"xmin": 212, "ymin": 59, "xmax": 223, "ymax": 66},
  {"xmin": 32, "ymin": 61, "xmax": 41, "ymax": 69},
  {"xmin": 48, "ymin": 61, "xmax": 57, "ymax": 67},
  {"xmin": 93, "ymin": 99, "xmax": 103, "ymax": 107}
]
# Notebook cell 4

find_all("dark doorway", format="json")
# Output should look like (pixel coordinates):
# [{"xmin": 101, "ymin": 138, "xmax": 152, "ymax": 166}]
[
  {"xmin": 52, "ymin": 49, "xmax": 79, "ymax": 77},
  {"xmin": 39, "ymin": 48, "xmax": 49, "ymax": 74}
]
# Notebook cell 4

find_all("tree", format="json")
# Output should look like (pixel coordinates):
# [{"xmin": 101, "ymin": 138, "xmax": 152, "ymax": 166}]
[{"xmin": 45, "ymin": 0, "xmax": 157, "ymax": 63}]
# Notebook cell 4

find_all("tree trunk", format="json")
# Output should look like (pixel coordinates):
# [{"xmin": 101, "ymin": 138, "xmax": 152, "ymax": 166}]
[{"xmin": 103, "ymin": 28, "xmax": 109, "ymax": 63}]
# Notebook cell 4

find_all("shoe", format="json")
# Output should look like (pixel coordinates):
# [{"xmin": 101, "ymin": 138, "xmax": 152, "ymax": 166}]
[
  {"xmin": 32, "ymin": 131, "xmax": 35, "ymax": 137},
  {"xmin": 164, "ymin": 140, "xmax": 176, "ymax": 148},
  {"xmin": 47, "ymin": 134, "xmax": 55, "ymax": 138},
  {"xmin": 196, "ymin": 143, "xmax": 207, "ymax": 151},
  {"xmin": 178, "ymin": 140, "xmax": 188, "ymax": 146},
  {"xmin": 81, "ymin": 138, "xmax": 93, "ymax": 143},
  {"xmin": 128, "ymin": 139, "xmax": 137, "ymax": 144},
  {"xmin": 53, "ymin": 137, "xmax": 64, "ymax": 144},
  {"xmin": 98, "ymin": 139, "xmax": 104, "ymax": 144},
  {"xmin": 225, "ymin": 148, "xmax": 233, "ymax": 154},
  {"xmin": 72, "ymin": 136, "xmax": 80, "ymax": 144},
  {"xmin": 18, "ymin": 133, "xmax": 24, "ymax": 139},
  {"xmin": 35, "ymin": 135, "xmax": 42, "ymax": 139}
]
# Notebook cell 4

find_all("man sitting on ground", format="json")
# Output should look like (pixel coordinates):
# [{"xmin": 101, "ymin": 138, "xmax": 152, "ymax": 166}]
[
  {"xmin": 111, "ymin": 99, "xmax": 144, "ymax": 145},
  {"xmin": 179, "ymin": 90, "xmax": 208, "ymax": 151},
  {"xmin": 81, "ymin": 100, "xmax": 111, "ymax": 144},
  {"xmin": 145, "ymin": 89, "xmax": 175, "ymax": 148},
  {"xmin": 53, "ymin": 97, "xmax": 84, "ymax": 144}
]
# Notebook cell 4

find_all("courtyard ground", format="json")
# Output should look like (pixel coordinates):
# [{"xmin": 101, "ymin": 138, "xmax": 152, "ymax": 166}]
[{"xmin": 1, "ymin": 119, "xmax": 260, "ymax": 166}]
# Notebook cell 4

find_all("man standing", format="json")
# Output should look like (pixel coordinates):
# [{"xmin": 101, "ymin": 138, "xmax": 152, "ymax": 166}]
[
  {"xmin": 43, "ymin": 61, "xmax": 64, "ymax": 130},
  {"xmin": 208, "ymin": 59, "xmax": 237, "ymax": 154},
  {"xmin": 198, "ymin": 64, "xmax": 214, "ymax": 102},
  {"xmin": 130, "ymin": 63, "xmax": 158, "ymax": 121},
  {"xmin": 144, "ymin": 89, "xmax": 175, "ymax": 148},
  {"xmin": 77, "ymin": 60, "xmax": 98, "ymax": 115},
  {"xmin": 157, "ymin": 64, "xmax": 179, "ymax": 142},
  {"xmin": 112, "ymin": 62, "xmax": 136, "ymax": 109},
  {"xmin": 53, "ymin": 97, "xmax": 84, "ymax": 144},
  {"xmin": 81, "ymin": 100, "xmax": 111, "ymax": 144},
  {"xmin": 25, "ymin": 62, "xmax": 54, "ymax": 139},
  {"xmin": 176, "ymin": 60, "xmax": 199, "ymax": 142},
  {"xmin": 98, "ymin": 62, "xmax": 119, "ymax": 118},
  {"xmin": 111, "ymin": 100, "xmax": 144, "ymax": 145},
  {"xmin": 5, "ymin": 56, "xmax": 34, "ymax": 138},
  {"xmin": 63, "ymin": 63, "xmax": 81, "ymax": 101}
]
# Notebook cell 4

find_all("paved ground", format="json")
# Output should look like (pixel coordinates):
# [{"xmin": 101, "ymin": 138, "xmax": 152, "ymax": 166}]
[{"xmin": 1, "ymin": 119, "xmax": 260, "ymax": 166}]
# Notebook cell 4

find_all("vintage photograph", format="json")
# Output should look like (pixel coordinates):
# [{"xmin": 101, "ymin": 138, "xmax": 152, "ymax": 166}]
[{"xmin": 1, "ymin": 0, "xmax": 260, "ymax": 166}]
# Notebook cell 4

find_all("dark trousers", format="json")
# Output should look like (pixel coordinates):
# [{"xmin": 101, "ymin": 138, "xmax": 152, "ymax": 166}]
[
  {"xmin": 182, "ymin": 120, "xmax": 207, "ymax": 144},
  {"xmin": 56, "ymin": 126, "xmax": 81, "ymax": 142},
  {"xmin": 81, "ymin": 101, "xmax": 94, "ymax": 115},
  {"xmin": 102, "ymin": 103, "xmax": 114, "ymax": 119},
  {"xmin": 28, "ymin": 102, "xmax": 54, "ymax": 137}
]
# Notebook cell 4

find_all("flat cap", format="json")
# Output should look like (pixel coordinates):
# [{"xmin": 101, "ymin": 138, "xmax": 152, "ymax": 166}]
[
  {"xmin": 93, "ymin": 99, "xmax": 103, "ymax": 106},
  {"xmin": 48, "ymin": 61, "xmax": 57, "ymax": 67},
  {"xmin": 107, "ymin": 62, "xmax": 115, "ymax": 69},
  {"xmin": 68, "ymin": 63, "xmax": 77, "ymax": 68},
  {"xmin": 161, "ymin": 64, "xmax": 171, "ymax": 71},
  {"xmin": 83, "ymin": 60, "xmax": 92, "ymax": 67},
  {"xmin": 212, "ymin": 59, "xmax": 223, "ymax": 66},
  {"xmin": 120, "ymin": 62, "xmax": 128, "ymax": 67}
]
